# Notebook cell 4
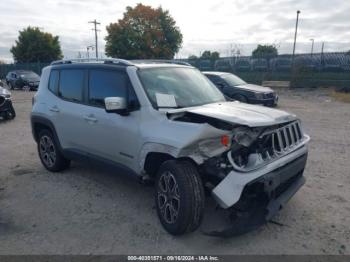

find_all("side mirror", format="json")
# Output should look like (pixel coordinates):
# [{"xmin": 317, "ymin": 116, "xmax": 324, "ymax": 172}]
[{"xmin": 104, "ymin": 97, "xmax": 128, "ymax": 115}]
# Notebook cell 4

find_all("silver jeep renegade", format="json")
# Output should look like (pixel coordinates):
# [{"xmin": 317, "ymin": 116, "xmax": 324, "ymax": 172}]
[{"xmin": 31, "ymin": 59, "xmax": 310, "ymax": 236}]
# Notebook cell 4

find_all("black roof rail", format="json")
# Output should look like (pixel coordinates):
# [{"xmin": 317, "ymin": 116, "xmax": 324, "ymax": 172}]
[
  {"xmin": 131, "ymin": 59, "xmax": 191, "ymax": 66},
  {"xmin": 50, "ymin": 58, "xmax": 133, "ymax": 66}
]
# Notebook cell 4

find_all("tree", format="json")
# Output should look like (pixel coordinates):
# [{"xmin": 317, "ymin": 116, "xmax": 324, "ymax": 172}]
[
  {"xmin": 188, "ymin": 55, "xmax": 198, "ymax": 60},
  {"xmin": 105, "ymin": 4, "xmax": 183, "ymax": 59},
  {"xmin": 10, "ymin": 27, "xmax": 63, "ymax": 63},
  {"xmin": 200, "ymin": 50, "xmax": 220, "ymax": 61},
  {"xmin": 252, "ymin": 44, "xmax": 278, "ymax": 59}
]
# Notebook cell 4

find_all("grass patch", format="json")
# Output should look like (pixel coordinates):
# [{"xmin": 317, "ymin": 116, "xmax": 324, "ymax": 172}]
[{"xmin": 330, "ymin": 90, "xmax": 350, "ymax": 103}]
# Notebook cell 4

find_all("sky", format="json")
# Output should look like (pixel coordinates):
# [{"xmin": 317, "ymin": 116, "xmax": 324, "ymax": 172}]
[{"xmin": 0, "ymin": 0, "xmax": 349, "ymax": 62}]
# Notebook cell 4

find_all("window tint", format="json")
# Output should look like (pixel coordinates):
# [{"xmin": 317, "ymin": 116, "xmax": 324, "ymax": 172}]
[
  {"xmin": 88, "ymin": 70, "xmax": 129, "ymax": 107},
  {"xmin": 48, "ymin": 70, "xmax": 59, "ymax": 94},
  {"xmin": 58, "ymin": 69, "xmax": 84, "ymax": 102}
]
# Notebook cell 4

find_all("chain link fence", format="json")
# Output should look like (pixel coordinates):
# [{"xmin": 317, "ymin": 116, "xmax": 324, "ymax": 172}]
[
  {"xmin": 1, "ymin": 53, "xmax": 349, "ymax": 88},
  {"xmin": 180, "ymin": 52, "xmax": 350, "ymax": 88},
  {"xmin": 0, "ymin": 62, "xmax": 49, "ymax": 79}
]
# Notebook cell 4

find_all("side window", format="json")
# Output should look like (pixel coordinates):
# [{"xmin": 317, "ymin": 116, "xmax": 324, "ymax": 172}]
[
  {"xmin": 88, "ymin": 70, "xmax": 130, "ymax": 107},
  {"xmin": 207, "ymin": 75, "xmax": 222, "ymax": 87},
  {"xmin": 48, "ymin": 70, "xmax": 59, "ymax": 94},
  {"xmin": 58, "ymin": 69, "xmax": 84, "ymax": 102}
]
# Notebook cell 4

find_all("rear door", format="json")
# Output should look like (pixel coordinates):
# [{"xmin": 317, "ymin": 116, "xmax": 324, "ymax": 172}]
[{"xmin": 52, "ymin": 68, "xmax": 89, "ymax": 150}]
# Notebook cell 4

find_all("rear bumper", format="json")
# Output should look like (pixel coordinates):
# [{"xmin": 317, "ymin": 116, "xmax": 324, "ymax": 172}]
[{"xmin": 212, "ymin": 141, "xmax": 308, "ymax": 209}]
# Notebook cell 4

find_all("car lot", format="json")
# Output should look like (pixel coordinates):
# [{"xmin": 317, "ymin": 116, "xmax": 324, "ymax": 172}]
[{"xmin": 0, "ymin": 88, "xmax": 349, "ymax": 254}]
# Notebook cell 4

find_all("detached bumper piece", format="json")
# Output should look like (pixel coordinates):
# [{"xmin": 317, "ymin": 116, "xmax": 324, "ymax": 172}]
[{"xmin": 204, "ymin": 153, "xmax": 307, "ymax": 237}]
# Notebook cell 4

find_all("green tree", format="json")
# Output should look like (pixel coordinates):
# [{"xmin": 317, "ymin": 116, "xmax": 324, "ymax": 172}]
[
  {"xmin": 252, "ymin": 44, "xmax": 278, "ymax": 59},
  {"xmin": 10, "ymin": 27, "xmax": 63, "ymax": 63},
  {"xmin": 200, "ymin": 50, "xmax": 220, "ymax": 60},
  {"xmin": 105, "ymin": 4, "xmax": 183, "ymax": 59},
  {"xmin": 188, "ymin": 55, "xmax": 198, "ymax": 60}
]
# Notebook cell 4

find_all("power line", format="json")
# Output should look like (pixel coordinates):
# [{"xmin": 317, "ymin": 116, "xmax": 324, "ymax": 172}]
[{"xmin": 88, "ymin": 19, "xmax": 101, "ymax": 59}]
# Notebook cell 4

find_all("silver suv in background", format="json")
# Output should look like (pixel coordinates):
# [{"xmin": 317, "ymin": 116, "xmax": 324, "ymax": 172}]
[{"xmin": 31, "ymin": 59, "xmax": 310, "ymax": 236}]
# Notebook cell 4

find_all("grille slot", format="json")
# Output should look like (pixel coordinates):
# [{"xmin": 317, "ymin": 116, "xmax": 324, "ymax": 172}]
[{"xmin": 260, "ymin": 121, "xmax": 304, "ymax": 157}]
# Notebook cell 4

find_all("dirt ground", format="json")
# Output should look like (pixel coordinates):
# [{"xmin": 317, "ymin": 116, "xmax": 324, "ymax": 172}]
[{"xmin": 0, "ymin": 88, "xmax": 349, "ymax": 255}]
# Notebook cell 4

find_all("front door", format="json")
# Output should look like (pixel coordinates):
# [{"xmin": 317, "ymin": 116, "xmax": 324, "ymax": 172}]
[{"xmin": 81, "ymin": 69, "xmax": 141, "ymax": 168}]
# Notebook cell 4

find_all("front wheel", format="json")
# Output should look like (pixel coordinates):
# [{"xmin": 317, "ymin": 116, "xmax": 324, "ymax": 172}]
[{"xmin": 155, "ymin": 160, "xmax": 205, "ymax": 235}]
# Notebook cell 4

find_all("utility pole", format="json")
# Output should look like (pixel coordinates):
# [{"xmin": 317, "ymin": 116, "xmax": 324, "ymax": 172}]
[
  {"xmin": 292, "ymin": 10, "xmax": 301, "ymax": 66},
  {"xmin": 88, "ymin": 19, "xmax": 101, "ymax": 59},
  {"xmin": 310, "ymin": 38, "xmax": 314, "ymax": 57},
  {"xmin": 321, "ymin": 42, "xmax": 325, "ymax": 69}
]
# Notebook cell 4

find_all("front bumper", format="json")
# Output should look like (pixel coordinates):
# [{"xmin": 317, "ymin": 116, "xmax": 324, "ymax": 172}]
[
  {"xmin": 212, "ymin": 140, "xmax": 309, "ymax": 209},
  {"xmin": 0, "ymin": 98, "xmax": 13, "ymax": 112},
  {"xmin": 249, "ymin": 95, "xmax": 278, "ymax": 106}
]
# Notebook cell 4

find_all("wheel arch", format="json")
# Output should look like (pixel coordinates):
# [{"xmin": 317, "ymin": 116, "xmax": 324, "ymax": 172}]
[
  {"xmin": 143, "ymin": 151, "xmax": 199, "ymax": 178},
  {"xmin": 31, "ymin": 116, "xmax": 63, "ymax": 152}
]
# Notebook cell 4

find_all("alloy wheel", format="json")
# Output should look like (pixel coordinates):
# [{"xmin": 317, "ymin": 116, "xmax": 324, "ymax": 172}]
[
  {"xmin": 157, "ymin": 171, "xmax": 180, "ymax": 224},
  {"xmin": 39, "ymin": 135, "xmax": 56, "ymax": 168}
]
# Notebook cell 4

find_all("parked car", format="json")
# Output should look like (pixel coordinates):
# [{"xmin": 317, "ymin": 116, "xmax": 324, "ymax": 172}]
[
  {"xmin": 214, "ymin": 60, "xmax": 232, "ymax": 72},
  {"xmin": 342, "ymin": 56, "xmax": 350, "ymax": 71},
  {"xmin": 234, "ymin": 58, "xmax": 251, "ymax": 71},
  {"xmin": 198, "ymin": 59, "xmax": 212, "ymax": 71},
  {"xmin": 31, "ymin": 59, "xmax": 309, "ymax": 236},
  {"xmin": 251, "ymin": 58, "xmax": 268, "ymax": 71},
  {"xmin": 295, "ymin": 56, "xmax": 320, "ymax": 72},
  {"xmin": 322, "ymin": 56, "xmax": 343, "ymax": 72},
  {"xmin": 204, "ymin": 71, "xmax": 278, "ymax": 107},
  {"xmin": 6, "ymin": 70, "xmax": 40, "ymax": 90},
  {"xmin": 0, "ymin": 84, "xmax": 16, "ymax": 120},
  {"xmin": 271, "ymin": 57, "xmax": 292, "ymax": 72}
]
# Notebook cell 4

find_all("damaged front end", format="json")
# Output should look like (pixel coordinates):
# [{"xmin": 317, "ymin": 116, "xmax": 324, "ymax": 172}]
[{"xmin": 169, "ymin": 110, "xmax": 310, "ymax": 237}]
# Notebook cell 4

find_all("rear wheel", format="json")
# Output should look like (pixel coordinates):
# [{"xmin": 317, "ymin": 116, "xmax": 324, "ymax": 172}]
[
  {"xmin": 155, "ymin": 160, "xmax": 205, "ymax": 235},
  {"xmin": 38, "ymin": 129, "xmax": 70, "ymax": 172}
]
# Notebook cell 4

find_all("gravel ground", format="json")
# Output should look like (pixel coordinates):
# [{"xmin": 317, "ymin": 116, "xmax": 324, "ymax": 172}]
[{"xmin": 0, "ymin": 88, "xmax": 349, "ymax": 255}]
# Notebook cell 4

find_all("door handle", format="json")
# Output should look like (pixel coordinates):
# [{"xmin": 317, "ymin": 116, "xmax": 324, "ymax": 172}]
[
  {"xmin": 49, "ymin": 106, "xmax": 60, "ymax": 113},
  {"xmin": 83, "ymin": 115, "xmax": 98, "ymax": 123}
]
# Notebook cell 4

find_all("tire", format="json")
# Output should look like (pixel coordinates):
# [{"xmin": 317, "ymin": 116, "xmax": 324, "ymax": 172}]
[
  {"xmin": 37, "ymin": 129, "xmax": 70, "ymax": 172},
  {"xmin": 234, "ymin": 94, "xmax": 248, "ymax": 103},
  {"xmin": 155, "ymin": 160, "xmax": 205, "ymax": 235}
]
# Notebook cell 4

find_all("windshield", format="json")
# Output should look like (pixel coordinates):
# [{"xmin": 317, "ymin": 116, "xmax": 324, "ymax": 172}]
[
  {"xmin": 221, "ymin": 73, "xmax": 246, "ymax": 86},
  {"xmin": 138, "ymin": 67, "xmax": 226, "ymax": 108},
  {"xmin": 20, "ymin": 72, "xmax": 39, "ymax": 78}
]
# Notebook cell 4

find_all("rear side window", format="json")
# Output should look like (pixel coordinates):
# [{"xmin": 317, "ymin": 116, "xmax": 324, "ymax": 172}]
[
  {"xmin": 48, "ymin": 70, "xmax": 59, "ymax": 94},
  {"xmin": 88, "ymin": 70, "xmax": 128, "ymax": 107},
  {"xmin": 58, "ymin": 69, "xmax": 84, "ymax": 102}
]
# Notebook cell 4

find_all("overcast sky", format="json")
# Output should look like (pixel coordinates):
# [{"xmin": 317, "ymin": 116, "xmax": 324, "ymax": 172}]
[{"xmin": 0, "ymin": 0, "xmax": 349, "ymax": 61}]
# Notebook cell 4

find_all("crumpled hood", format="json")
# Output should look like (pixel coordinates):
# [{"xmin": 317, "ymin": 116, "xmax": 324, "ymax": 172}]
[
  {"xmin": 235, "ymin": 83, "xmax": 273, "ymax": 93},
  {"xmin": 168, "ymin": 101, "xmax": 297, "ymax": 127}
]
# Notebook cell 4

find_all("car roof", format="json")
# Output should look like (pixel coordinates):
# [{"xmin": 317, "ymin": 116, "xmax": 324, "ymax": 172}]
[
  {"xmin": 50, "ymin": 59, "xmax": 193, "ymax": 69},
  {"xmin": 202, "ymin": 71, "xmax": 229, "ymax": 76},
  {"xmin": 9, "ymin": 70, "xmax": 34, "ymax": 74}
]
